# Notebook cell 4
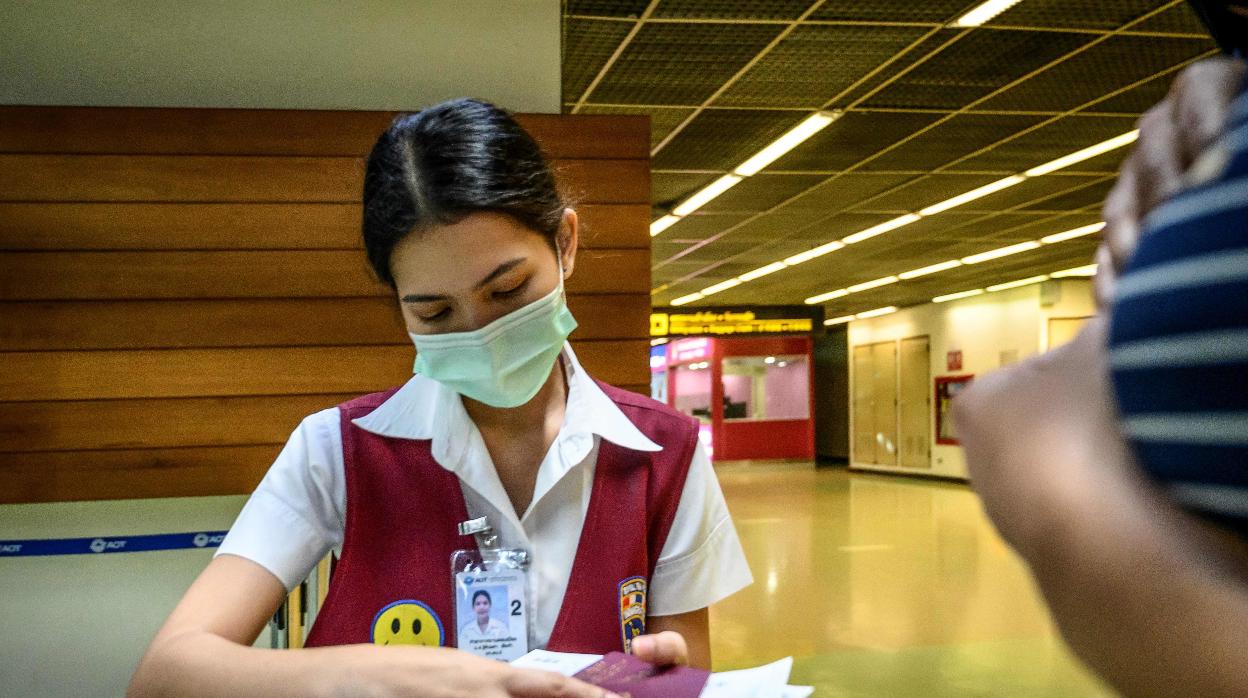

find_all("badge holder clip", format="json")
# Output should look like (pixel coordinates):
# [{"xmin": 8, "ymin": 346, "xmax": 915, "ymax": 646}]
[{"xmin": 451, "ymin": 516, "xmax": 530, "ymax": 661}]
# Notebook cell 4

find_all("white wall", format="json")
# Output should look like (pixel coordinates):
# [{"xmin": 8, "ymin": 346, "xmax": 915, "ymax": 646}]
[
  {"xmin": 0, "ymin": 496, "xmax": 249, "ymax": 696},
  {"xmin": 847, "ymin": 280, "xmax": 1096, "ymax": 479},
  {"xmin": 0, "ymin": 0, "xmax": 562, "ymax": 112}
]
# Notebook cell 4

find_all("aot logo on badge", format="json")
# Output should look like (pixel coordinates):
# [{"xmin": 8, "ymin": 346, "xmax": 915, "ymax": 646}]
[
  {"xmin": 0, "ymin": 544, "xmax": 21, "ymax": 554},
  {"xmin": 89, "ymin": 538, "xmax": 127, "ymax": 553},
  {"xmin": 618, "ymin": 576, "xmax": 647, "ymax": 652}
]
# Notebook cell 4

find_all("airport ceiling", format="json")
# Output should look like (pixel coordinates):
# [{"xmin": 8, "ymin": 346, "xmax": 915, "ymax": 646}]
[{"xmin": 560, "ymin": 0, "xmax": 1217, "ymax": 315}]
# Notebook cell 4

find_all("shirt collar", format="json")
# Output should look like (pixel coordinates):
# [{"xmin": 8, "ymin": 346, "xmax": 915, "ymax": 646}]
[{"xmin": 350, "ymin": 344, "xmax": 662, "ymax": 470}]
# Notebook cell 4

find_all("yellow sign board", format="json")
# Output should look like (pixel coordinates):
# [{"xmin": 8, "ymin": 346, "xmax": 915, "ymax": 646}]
[{"xmin": 651, "ymin": 310, "xmax": 814, "ymax": 337}]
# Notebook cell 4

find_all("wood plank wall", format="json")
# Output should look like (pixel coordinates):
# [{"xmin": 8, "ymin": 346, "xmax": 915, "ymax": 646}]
[{"xmin": 0, "ymin": 107, "xmax": 651, "ymax": 504}]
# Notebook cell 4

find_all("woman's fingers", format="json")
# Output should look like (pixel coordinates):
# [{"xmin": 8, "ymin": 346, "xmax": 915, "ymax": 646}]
[
  {"xmin": 505, "ymin": 668, "xmax": 619, "ymax": 698},
  {"xmin": 630, "ymin": 631, "xmax": 689, "ymax": 666}
]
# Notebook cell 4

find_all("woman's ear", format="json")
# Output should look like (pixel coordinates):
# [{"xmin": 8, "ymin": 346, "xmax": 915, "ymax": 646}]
[{"xmin": 558, "ymin": 208, "xmax": 579, "ymax": 279}]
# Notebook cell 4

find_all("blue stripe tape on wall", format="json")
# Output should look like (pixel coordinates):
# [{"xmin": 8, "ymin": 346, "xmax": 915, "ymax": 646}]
[{"xmin": 0, "ymin": 531, "xmax": 228, "ymax": 557}]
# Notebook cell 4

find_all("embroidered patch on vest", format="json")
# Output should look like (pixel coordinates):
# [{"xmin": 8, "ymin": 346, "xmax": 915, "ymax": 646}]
[
  {"xmin": 370, "ymin": 599, "xmax": 445, "ymax": 647},
  {"xmin": 618, "ymin": 575, "xmax": 648, "ymax": 652}
]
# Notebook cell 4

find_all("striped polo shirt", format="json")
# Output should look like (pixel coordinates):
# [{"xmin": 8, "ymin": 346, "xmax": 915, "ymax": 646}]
[{"xmin": 1109, "ymin": 79, "xmax": 1248, "ymax": 532}]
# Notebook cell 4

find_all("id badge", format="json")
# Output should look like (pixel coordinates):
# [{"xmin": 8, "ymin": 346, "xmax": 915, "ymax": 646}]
[{"xmin": 451, "ymin": 518, "xmax": 530, "ymax": 661}]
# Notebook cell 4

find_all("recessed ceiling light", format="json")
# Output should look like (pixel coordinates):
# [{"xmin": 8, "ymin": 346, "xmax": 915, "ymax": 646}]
[
  {"xmin": 1040, "ymin": 222, "xmax": 1106, "ymax": 244},
  {"xmin": 962, "ymin": 241, "xmax": 1042, "ymax": 265},
  {"xmin": 987, "ymin": 275, "xmax": 1050, "ymax": 292},
  {"xmin": 899, "ymin": 260, "xmax": 963, "ymax": 280},
  {"xmin": 673, "ymin": 175, "xmax": 743, "ymax": 217},
  {"xmin": 1050, "ymin": 264, "xmax": 1098, "ymax": 278},
  {"xmin": 784, "ymin": 240, "xmax": 845, "ymax": 266},
  {"xmin": 650, "ymin": 214, "xmax": 682, "ymax": 237},
  {"xmin": 737, "ymin": 262, "xmax": 788, "ymax": 282},
  {"xmin": 1025, "ymin": 132, "xmax": 1139, "ymax": 177},
  {"xmin": 954, "ymin": 0, "xmax": 1024, "ymax": 27},
  {"xmin": 846, "ymin": 276, "xmax": 900, "ymax": 294},
  {"xmin": 700, "ymin": 278, "xmax": 742, "ymax": 295},
  {"xmin": 933, "ymin": 289, "xmax": 985, "ymax": 303},
  {"xmin": 918, "ymin": 175, "xmax": 1025, "ymax": 216},
  {"xmin": 841, "ymin": 214, "xmax": 922, "ymax": 245},
  {"xmin": 805, "ymin": 288, "xmax": 849, "ymax": 305},
  {"xmin": 855, "ymin": 306, "xmax": 898, "ymax": 319},
  {"xmin": 735, "ymin": 111, "xmax": 841, "ymax": 176}
]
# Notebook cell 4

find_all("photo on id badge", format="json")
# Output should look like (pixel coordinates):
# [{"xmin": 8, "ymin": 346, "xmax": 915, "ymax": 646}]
[{"xmin": 455, "ymin": 573, "xmax": 527, "ymax": 661}]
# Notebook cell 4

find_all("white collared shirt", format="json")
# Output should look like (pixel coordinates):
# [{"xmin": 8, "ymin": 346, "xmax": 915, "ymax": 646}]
[{"xmin": 217, "ymin": 345, "xmax": 752, "ymax": 648}]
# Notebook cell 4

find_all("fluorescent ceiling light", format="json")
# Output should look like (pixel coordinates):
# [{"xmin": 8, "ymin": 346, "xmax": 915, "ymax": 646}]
[
  {"xmin": 734, "ymin": 111, "xmax": 840, "ymax": 176},
  {"xmin": 842, "ymin": 214, "xmax": 921, "ymax": 245},
  {"xmin": 700, "ymin": 278, "xmax": 742, "ymax": 296},
  {"xmin": 919, "ymin": 175, "xmax": 1025, "ymax": 216},
  {"xmin": 899, "ymin": 260, "xmax": 963, "ymax": 280},
  {"xmin": 671, "ymin": 292, "xmax": 704, "ymax": 306},
  {"xmin": 1051, "ymin": 264, "xmax": 1098, "ymax": 278},
  {"xmin": 933, "ymin": 289, "xmax": 985, "ymax": 303},
  {"xmin": 962, "ymin": 241, "xmax": 1042, "ymax": 265},
  {"xmin": 1040, "ymin": 222, "xmax": 1106, "ymax": 244},
  {"xmin": 824, "ymin": 315, "xmax": 855, "ymax": 326},
  {"xmin": 846, "ymin": 276, "xmax": 899, "ymax": 294},
  {"xmin": 987, "ymin": 275, "xmax": 1050, "ymax": 292},
  {"xmin": 673, "ymin": 174, "xmax": 743, "ymax": 217},
  {"xmin": 784, "ymin": 241, "xmax": 845, "ymax": 266},
  {"xmin": 805, "ymin": 288, "xmax": 849, "ymax": 305},
  {"xmin": 650, "ymin": 338, "xmax": 669, "ymax": 346},
  {"xmin": 737, "ymin": 262, "xmax": 788, "ymax": 282},
  {"xmin": 955, "ymin": 0, "xmax": 1024, "ymax": 26},
  {"xmin": 1025, "ymin": 131, "xmax": 1140, "ymax": 177},
  {"xmin": 856, "ymin": 306, "xmax": 898, "ymax": 319},
  {"xmin": 650, "ymin": 214, "xmax": 682, "ymax": 237}
]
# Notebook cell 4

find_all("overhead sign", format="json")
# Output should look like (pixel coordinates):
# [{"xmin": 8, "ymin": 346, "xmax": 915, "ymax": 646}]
[{"xmin": 652, "ymin": 306, "xmax": 823, "ymax": 338}]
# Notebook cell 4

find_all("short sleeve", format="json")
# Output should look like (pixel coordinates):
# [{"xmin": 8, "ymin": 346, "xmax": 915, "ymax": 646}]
[
  {"xmin": 214, "ymin": 407, "xmax": 346, "ymax": 591},
  {"xmin": 648, "ymin": 442, "xmax": 753, "ymax": 616}
]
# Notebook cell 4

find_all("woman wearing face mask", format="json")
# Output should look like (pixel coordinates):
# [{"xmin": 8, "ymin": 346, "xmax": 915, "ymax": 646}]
[{"xmin": 129, "ymin": 98, "xmax": 751, "ymax": 697}]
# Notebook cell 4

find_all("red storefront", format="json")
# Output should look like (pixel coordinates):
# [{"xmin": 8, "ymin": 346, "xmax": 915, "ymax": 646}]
[{"xmin": 654, "ymin": 330, "xmax": 816, "ymax": 462}]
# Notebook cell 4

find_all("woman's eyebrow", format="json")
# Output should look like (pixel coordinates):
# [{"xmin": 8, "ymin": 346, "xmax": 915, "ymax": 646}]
[{"xmin": 400, "ymin": 258, "xmax": 527, "ymax": 303}]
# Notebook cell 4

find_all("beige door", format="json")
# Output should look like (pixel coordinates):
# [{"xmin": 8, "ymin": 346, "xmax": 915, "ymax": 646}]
[
  {"xmin": 852, "ymin": 344, "xmax": 877, "ymax": 464},
  {"xmin": 898, "ymin": 336, "xmax": 931, "ymax": 469},
  {"xmin": 870, "ymin": 341, "xmax": 898, "ymax": 467},
  {"xmin": 1048, "ymin": 316, "xmax": 1091, "ymax": 350}
]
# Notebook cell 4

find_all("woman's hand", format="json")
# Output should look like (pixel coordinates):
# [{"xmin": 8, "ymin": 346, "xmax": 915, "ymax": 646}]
[
  {"xmin": 951, "ymin": 316, "xmax": 1139, "ymax": 555},
  {"xmin": 1098, "ymin": 57, "xmax": 1246, "ymax": 306},
  {"xmin": 630, "ymin": 631, "xmax": 690, "ymax": 667},
  {"xmin": 324, "ymin": 645, "xmax": 616, "ymax": 698}
]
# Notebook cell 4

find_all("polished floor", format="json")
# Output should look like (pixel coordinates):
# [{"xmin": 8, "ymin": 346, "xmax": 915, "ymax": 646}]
[{"xmin": 708, "ymin": 463, "xmax": 1112, "ymax": 697}]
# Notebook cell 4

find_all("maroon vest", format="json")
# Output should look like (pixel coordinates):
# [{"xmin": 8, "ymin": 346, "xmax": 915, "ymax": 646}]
[{"xmin": 304, "ymin": 381, "xmax": 699, "ymax": 653}]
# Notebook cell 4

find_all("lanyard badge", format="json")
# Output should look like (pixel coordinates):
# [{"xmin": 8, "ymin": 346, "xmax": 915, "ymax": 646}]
[{"xmin": 451, "ymin": 517, "xmax": 530, "ymax": 661}]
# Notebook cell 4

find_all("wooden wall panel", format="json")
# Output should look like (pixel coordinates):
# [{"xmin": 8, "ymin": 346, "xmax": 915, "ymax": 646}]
[
  {"xmin": 0, "ymin": 395, "xmax": 356, "ymax": 453},
  {"xmin": 0, "ymin": 155, "xmax": 646, "ymax": 205},
  {"xmin": 0, "ymin": 105, "xmax": 652, "ymax": 503},
  {"xmin": 0, "ymin": 107, "xmax": 650, "ymax": 160},
  {"xmin": 0, "ymin": 202, "xmax": 649, "ymax": 250},
  {"xmin": 0, "ymin": 295, "xmax": 650, "ymax": 350},
  {"xmin": 0, "ymin": 341, "xmax": 650, "ymax": 402},
  {"xmin": 0, "ymin": 248, "xmax": 649, "ymax": 300}
]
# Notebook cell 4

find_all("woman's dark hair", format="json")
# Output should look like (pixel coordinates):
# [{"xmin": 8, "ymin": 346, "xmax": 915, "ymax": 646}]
[
  {"xmin": 472, "ymin": 590, "xmax": 492, "ymax": 605},
  {"xmin": 362, "ymin": 98, "xmax": 566, "ymax": 287}
]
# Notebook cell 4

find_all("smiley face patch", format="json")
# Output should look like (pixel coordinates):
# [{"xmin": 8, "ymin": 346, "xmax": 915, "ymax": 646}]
[{"xmin": 370, "ymin": 600, "xmax": 445, "ymax": 646}]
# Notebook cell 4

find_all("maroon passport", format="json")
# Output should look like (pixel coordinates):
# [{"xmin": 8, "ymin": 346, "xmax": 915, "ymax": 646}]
[{"xmin": 573, "ymin": 652, "xmax": 710, "ymax": 697}]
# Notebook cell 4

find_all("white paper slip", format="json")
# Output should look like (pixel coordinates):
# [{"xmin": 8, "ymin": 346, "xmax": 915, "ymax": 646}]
[
  {"xmin": 699, "ymin": 656, "xmax": 793, "ymax": 698},
  {"xmin": 511, "ymin": 650, "xmax": 811, "ymax": 696},
  {"xmin": 510, "ymin": 649, "xmax": 602, "ymax": 677}
]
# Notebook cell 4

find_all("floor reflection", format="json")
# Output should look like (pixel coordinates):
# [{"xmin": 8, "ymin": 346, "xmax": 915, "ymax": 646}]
[{"xmin": 709, "ymin": 462, "xmax": 1111, "ymax": 696}]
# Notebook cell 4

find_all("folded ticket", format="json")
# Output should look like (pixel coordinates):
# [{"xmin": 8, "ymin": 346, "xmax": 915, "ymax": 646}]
[{"xmin": 512, "ymin": 650, "xmax": 814, "ymax": 697}]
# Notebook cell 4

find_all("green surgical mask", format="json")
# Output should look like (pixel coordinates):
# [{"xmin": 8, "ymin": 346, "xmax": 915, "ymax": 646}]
[{"xmin": 409, "ymin": 270, "xmax": 578, "ymax": 408}]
